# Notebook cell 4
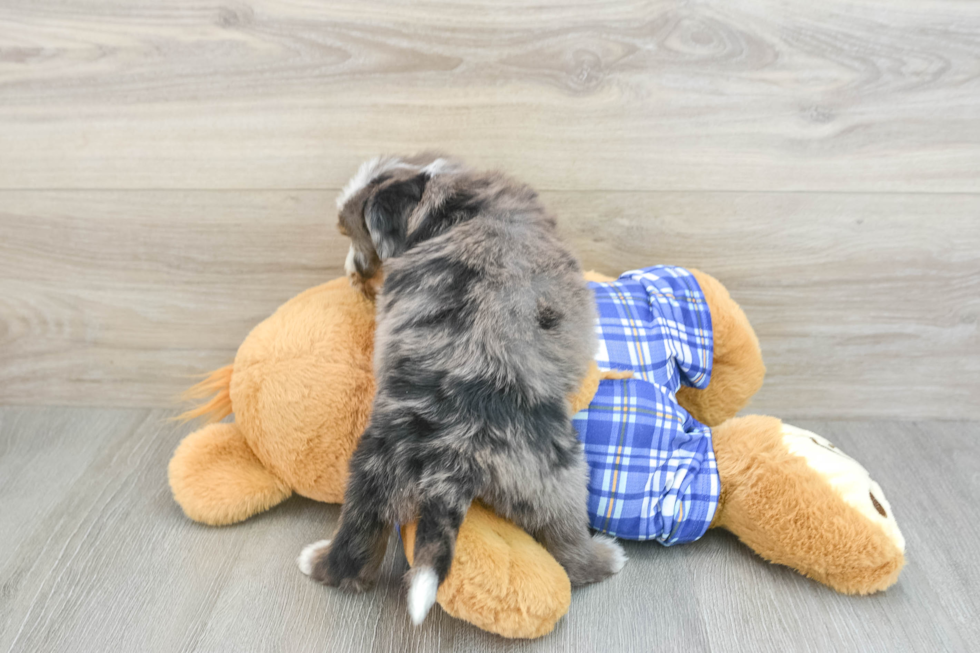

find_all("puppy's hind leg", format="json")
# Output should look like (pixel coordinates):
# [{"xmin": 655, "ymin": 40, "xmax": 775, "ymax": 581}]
[
  {"xmin": 532, "ymin": 463, "xmax": 627, "ymax": 587},
  {"xmin": 298, "ymin": 439, "xmax": 391, "ymax": 593},
  {"xmin": 404, "ymin": 469, "xmax": 478, "ymax": 625},
  {"xmin": 541, "ymin": 522, "xmax": 627, "ymax": 587}
]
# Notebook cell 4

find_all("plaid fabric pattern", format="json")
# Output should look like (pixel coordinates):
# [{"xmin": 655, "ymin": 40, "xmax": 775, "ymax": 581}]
[{"xmin": 572, "ymin": 266, "xmax": 719, "ymax": 544}]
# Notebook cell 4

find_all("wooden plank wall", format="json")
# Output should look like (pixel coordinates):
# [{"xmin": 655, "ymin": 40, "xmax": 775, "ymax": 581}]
[{"xmin": 1, "ymin": 0, "xmax": 978, "ymax": 418}]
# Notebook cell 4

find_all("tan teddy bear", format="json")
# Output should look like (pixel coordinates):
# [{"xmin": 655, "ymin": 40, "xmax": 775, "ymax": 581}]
[{"xmin": 169, "ymin": 268, "xmax": 904, "ymax": 638}]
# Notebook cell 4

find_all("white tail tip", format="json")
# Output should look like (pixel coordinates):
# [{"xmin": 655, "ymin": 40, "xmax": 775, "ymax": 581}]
[
  {"xmin": 297, "ymin": 540, "xmax": 331, "ymax": 576},
  {"xmin": 407, "ymin": 567, "xmax": 439, "ymax": 625}
]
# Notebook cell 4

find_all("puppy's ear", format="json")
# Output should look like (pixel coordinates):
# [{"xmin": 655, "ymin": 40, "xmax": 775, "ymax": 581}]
[{"xmin": 365, "ymin": 173, "xmax": 428, "ymax": 260}]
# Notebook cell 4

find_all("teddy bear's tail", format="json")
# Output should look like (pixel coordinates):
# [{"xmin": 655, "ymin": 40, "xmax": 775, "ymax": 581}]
[{"xmin": 175, "ymin": 364, "xmax": 234, "ymax": 423}]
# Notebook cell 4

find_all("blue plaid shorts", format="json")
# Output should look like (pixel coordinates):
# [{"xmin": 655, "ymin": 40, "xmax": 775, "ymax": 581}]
[{"xmin": 572, "ymin": 266, "xmax": 720, "ymax": 545}]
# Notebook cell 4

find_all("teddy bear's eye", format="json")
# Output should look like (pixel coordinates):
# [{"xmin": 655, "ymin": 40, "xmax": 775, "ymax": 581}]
[{"xmin": 870, "ymin": 492, "xmax": 887, "ymax": 517}]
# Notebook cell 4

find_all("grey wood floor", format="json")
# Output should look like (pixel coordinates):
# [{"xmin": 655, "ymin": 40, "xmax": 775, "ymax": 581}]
[{"xmin": 1, "ymin": 406, "xmax": 977, "ymax": 653}]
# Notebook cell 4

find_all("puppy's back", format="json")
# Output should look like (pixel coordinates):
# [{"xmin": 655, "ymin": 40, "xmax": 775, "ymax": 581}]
[{"xmin": 375, "ymin": 175, "xmax": 596, "ymax": 412}]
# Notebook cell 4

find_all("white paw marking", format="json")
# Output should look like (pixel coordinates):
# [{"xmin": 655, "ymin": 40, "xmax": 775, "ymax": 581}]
[
  {"xmin": 594, "ymin": 533, "xmax": 628, "ymax": 573},
  {"xmin": 407, "ymin": 566, "xmax": 439, "ymax": 625},
  {"xmin": 297, "ymin": 539, "xmax": 331, "ymax": 576}
]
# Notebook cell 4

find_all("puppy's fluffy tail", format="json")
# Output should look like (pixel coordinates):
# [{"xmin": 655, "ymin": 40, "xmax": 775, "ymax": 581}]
[
  {"xmin": 404, "ymin": 500, "xmax": 469, "ymax": 625},
  {"xmin": 406, "ymin": 565, "xmax": 440, "ymax": 625}
]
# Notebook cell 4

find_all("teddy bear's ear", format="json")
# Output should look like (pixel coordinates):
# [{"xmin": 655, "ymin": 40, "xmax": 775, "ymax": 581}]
[{"xmin": 365, "ymin": 172, "xmax": 428, "ymax": 261}]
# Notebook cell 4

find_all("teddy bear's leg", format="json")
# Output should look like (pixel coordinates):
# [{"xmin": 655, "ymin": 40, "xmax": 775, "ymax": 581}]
[
  {"xmin": 168, "ymin": 423, "xmax": 292, "ymax": 526},
  {"xmin": 401, "ymin": 502, "xmax": 572, "ymax": 639},
  {"xmin": 675, "ymin": 270, "xmax": 765, "ymax": 427},
  {"xmin": 710, "ymin": 415, "xmax": 905, "ymax": 594}
]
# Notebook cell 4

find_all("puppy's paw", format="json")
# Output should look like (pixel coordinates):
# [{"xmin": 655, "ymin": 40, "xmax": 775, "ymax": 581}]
[
  {"xmin": 592, "ymin": 533, "xmax": 628, "ymax": 575},
  {"xmin": 566, "ymin": 533, "xmax": 628, "ymax": 586},
  {"xmin": 297, "ymin": 539, "xmax": 332, "ymax": 579},
  {"xmin": 298, "ymin": 539, "xmax": 378, "ymax": 593}
]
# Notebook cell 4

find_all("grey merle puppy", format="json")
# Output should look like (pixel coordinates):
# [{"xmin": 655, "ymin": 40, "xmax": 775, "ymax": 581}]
[{"xmin": 298, "ymin": 154, "xmax": 626, "ymax": 625}]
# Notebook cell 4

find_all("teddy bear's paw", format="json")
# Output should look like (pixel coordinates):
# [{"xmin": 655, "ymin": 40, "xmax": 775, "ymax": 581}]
[{"xmin": 297, "ymin": 539, "xmax": 332, "ymax": 577}]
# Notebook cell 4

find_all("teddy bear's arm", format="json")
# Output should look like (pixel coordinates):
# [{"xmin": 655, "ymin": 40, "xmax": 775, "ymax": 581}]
[{"xmin": 675, "ymin": 270, "xmax": 766, "ymax": 427}]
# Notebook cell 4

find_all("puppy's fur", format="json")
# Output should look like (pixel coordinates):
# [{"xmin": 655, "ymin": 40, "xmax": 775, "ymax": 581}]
[{"xmin": 299, "ymin": 154, "xmax": 625, "ymax": 624}]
